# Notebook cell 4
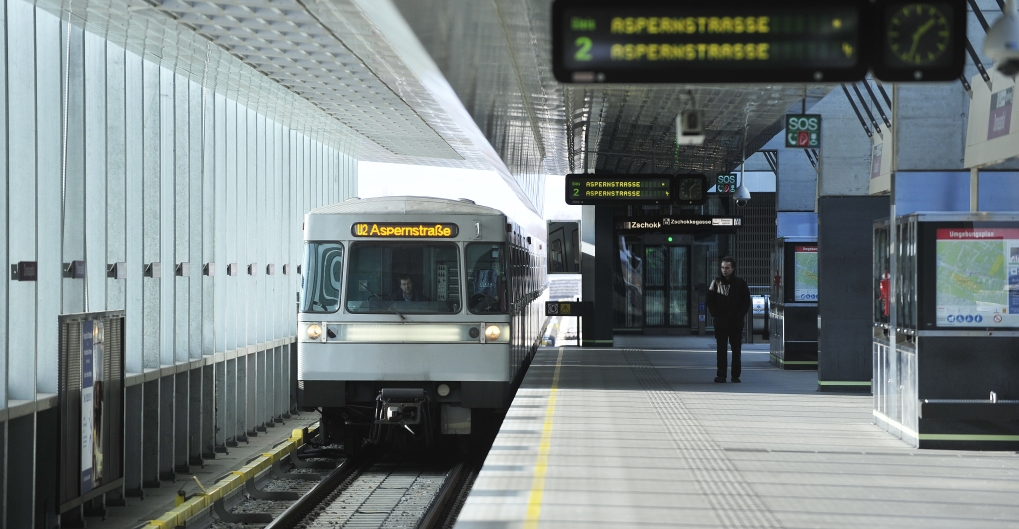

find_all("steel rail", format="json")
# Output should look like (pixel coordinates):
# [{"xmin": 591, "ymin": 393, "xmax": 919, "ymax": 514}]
[
  {"xmin": 263, "ymin": 452, "xmax": 376, "ymax": 529},
  {"xmin": 416, "ymin": 461, "xmax": 467, "ymax": 529}
]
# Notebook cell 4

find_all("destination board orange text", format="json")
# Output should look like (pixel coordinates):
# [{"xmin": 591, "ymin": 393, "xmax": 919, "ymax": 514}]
[{"xmin": 352, "ymin": 223, "xmax": 458, "ymax": 238}]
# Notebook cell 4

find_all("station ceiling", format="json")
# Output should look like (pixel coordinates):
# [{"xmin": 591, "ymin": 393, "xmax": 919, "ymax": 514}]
[{"xmin": 41, "ymin": 0, "xmax": 827, "ymax": 214}]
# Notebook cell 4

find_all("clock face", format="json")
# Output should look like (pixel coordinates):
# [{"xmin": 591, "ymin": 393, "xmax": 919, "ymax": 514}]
[
  {"xmin": 887, "ymin": 3, "xmax": 952, "ymax": 66},
  {"xmin": 678, "ymin": 177, "xmax": 703, "ymax": 201}
]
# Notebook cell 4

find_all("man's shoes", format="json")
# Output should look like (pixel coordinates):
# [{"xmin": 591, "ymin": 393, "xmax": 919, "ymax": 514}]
[
  {"xmin": 714, "ymin": 376, "xmax": 726, "ymax": 383},
  {"xmin": 731, "ymin": 377, "xmax": 741, "ymax": 383}
]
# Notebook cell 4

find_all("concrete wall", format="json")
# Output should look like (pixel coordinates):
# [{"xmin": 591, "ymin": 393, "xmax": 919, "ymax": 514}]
[
  {"xmin": 816, "ymin": 90, "xmax": 874, "ymax": 196},
  {"xmin": 0, "ymin": 4, "xmax": 357, "ymax": 526},
  {"xmin": 763, "ymin": 133, "xmax": 818, "ymax": 212}
]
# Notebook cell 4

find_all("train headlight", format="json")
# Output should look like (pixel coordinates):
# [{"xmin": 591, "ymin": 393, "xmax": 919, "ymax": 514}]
[
  {"xmin": 306, "ymin": 324, "xmax": 322, "ymax": 340},
  {"xmin": 484, "ymin": 325, "xmax": 501, "ymax": 341}
]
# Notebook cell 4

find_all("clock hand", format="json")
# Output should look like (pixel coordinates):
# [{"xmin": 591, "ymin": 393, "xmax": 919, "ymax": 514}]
[{"xmin": 907, "ymin": 18, "xmax": 937, "ymax": 60}]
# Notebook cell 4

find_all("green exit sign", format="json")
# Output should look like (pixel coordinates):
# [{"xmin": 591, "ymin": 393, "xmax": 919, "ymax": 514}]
[{"xmin": 785, "ymin": 114, "xmax": 821, "ymax": 148}]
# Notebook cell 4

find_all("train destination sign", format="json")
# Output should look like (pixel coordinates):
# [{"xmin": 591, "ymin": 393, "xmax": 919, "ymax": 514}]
[
  {"xmin": 566, "ymin": 174, "xmax": 706, "ymax": 205},
  {"xmin": 351, "ymin": 223, "xmax": 459, "ymax": 238},
  {"xmin": 553, "ymin": 0, "xmax": 868, "ymax": 83}
]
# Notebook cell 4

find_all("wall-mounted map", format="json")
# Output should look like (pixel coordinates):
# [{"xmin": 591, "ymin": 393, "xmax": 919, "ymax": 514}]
[{"xmin": 936, "ymin": 228, "xmax": 1019, "ymax": 327}]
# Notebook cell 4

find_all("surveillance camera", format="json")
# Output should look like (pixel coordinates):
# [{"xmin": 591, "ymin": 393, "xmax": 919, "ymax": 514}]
[
  {"xmin": 734, "ymin": 185, "xmax": 751, "ymax": 207},
  {"xmin": 983, "ymin": 0, "xmax": 1019, "ymax": 77}
]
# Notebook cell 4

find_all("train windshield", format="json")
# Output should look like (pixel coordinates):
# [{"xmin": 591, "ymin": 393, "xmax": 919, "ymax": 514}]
[
  {"xmin": 301, "ymin": 242, "xmax": 344, "ymax": 313},
  {"xmin": 346, "ymin": 243, "xmax": 462, "ymax": 314},
  {"xmin": 466, "ymin": 243, "xmax": 507, "ymax": 314}
]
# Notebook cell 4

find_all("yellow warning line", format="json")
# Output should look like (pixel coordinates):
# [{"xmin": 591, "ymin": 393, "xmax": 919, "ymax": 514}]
[
  {"xmin": 524, "ymin": 347, "xmax": 564, "ymax": 529},
  {"xmin": 145, "ymin": 424, "xmax": 316, "ymax": 529}
]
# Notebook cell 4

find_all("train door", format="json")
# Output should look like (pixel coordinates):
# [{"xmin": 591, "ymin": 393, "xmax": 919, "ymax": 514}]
[{"xmin": 643, "ymin": 244, "xmax": 690, "ymax": 330}]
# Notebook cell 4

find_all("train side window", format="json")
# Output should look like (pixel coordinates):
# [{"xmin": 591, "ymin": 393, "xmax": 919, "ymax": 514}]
[
  {"xmin": 301, "ymin": 242, "xmax": 344, "ymax": 313},
  {"xmin": 466, "ymin": 243, "xmax": 507, "ymax": 314}
]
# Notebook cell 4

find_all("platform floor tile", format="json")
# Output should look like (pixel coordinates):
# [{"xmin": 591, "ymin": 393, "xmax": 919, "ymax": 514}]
[{"xmin": 455, "ymin": 343, "xmax": 1019, "ymax": 529}]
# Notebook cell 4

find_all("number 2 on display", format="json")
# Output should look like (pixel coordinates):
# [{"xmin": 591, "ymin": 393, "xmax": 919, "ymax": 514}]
[{"xmin": 575, "ymin": 37, "xmax": 593, "ymax": 61}]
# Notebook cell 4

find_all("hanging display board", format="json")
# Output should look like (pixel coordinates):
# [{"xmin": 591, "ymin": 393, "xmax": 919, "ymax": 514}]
[
  {"xmin": 552, "ymin": 0, "xmax": 966, "ymax": 83},
  {"xmin": 565, "ymin": 174, "xmax": 706, "ymax": 205},
  {"xmin": 964, "ymin": 70, "xmax": 1019, "ymax": 168}
]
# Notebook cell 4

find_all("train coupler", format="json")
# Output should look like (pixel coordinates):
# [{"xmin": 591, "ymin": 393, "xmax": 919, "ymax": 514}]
[{"xmin": 374, "ymin": 388, "xmax": 427, "ymax": 426}]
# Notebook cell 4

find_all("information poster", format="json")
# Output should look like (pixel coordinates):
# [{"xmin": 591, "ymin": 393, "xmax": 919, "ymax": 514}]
[
  {"xmin": 936, "ymin": 228, "xmax": 1019, "ymax": 327},
  {"xmin": 80, "ymin": 320, "xmax": 104, "ymax": 494},
  {"xmin": 81, "ymin": 321, "xmax": 94, "ymax": 493},
  {"xmin": 793, "ymin": 245, "xmax": 818, "ymax": 301}
]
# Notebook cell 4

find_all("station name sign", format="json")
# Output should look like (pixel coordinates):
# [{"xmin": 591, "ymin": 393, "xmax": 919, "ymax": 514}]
[
  {"xmin": 352, "ymin": 223, "xmax": 459, "ymax": 238},
  {"xmin": 552, "ymin": 0, "xmax": 966, "ymax": 83},
  {"xmin": 616, "ymin": 216, "xmax": 742, "ymax": 231},
  {"xmin": 566, "ymin": 174, "xmax": 706, "ymax": 205}
]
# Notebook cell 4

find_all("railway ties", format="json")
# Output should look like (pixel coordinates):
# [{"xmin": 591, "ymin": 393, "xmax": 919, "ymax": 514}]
[{"xmin": 240, "ymin": 451, "xmax": 473, "ymax": 529}]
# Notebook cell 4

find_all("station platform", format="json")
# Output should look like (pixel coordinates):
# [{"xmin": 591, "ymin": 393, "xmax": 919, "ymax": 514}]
[{"xmin": 455, "ymin": 336, "xmax": 1019, "ymax": 528}]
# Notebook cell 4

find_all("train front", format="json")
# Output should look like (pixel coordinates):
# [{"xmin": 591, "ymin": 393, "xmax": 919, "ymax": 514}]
[{"xmin": 297, "ymin": 203, "xmax": 512, "ymax": 453}]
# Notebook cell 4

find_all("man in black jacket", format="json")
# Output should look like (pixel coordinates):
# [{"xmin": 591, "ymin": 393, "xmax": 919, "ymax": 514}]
[{"xmin": 706, "ymin": 256, "xmax": 752, "ymax": 383}]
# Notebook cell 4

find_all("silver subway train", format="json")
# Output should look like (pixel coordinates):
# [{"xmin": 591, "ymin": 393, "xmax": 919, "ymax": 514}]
[{"xmin": 297, "ymin": 196, "xmax": 548, "ymax": 452}]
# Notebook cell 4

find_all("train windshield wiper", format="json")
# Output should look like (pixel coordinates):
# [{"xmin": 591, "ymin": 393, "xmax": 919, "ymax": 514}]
[{"xmin": 362, "ymin": 284, "xmax": 405, "ymax": 320}]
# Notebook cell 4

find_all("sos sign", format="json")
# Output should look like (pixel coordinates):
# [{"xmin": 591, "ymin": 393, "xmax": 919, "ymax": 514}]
[
  {"xmin": 715, "ymin": 174, "xmax": 737, "ymax": 194},
  {"xmin": 785, "ymin": 114, "xmax": 821, "ymax": 148}
]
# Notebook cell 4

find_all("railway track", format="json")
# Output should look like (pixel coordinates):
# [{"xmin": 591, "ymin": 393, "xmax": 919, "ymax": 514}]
[{"xmin": 204, "ymin": 445, "xmax": 480, "ymax": 529}]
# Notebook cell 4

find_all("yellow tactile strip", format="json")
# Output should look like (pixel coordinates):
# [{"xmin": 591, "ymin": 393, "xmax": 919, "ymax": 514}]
[{"xmin": 145, "ymin": 424, "xmax": 317, "ymax": 529}]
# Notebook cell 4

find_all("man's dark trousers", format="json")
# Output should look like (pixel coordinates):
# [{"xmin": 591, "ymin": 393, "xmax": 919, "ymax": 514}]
[{"xmin": 715, "ymin": 326, "xmax": 742, "ymax": 380}]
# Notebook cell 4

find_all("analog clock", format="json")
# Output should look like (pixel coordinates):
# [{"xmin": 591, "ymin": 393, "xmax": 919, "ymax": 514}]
[
  {"xmin": 674, "ymin": 175, "xmax": 707, "ymax": 205},
  {"xmin": 887, "ymin": 3, "xmax": 952, "ymax": 66},
  {"xmin": 678, "ymin": 177, "xmax": 703, "ymax": 201}
]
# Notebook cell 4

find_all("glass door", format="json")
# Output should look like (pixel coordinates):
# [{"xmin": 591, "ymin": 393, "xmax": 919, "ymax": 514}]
[
  {"xmin": 643, "ymin": 245, "xmax": 690, "ymax": 328},
  {"xmin": 644, "ymin": 246, "xmax": 667, "ymax": 326},
  {"xmin": 669, "ymin": 247, "xmax": 689, "ymax": 326}
]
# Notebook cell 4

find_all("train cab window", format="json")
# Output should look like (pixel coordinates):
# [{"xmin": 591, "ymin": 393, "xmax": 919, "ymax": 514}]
[
  {"xmin": 466, "ymin": 243, "xmax": 507, "ymax": 314},
  {"xmin": 346, "ymin": 243, "xmax": 461, "ymax": 314},
  {"xmin": 301, "ymin": 242, "xmax": 344, "ymax": 313}
]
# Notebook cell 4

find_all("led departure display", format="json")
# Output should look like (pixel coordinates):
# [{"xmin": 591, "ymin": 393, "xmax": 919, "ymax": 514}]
[
  {"xmin": 553, "ymin": 0, "xmax": 967, "ymax": 83},
  {"xmin": 566, "ymin": 174, "xmax": 707, "ymax": 205},
  {"xmin": 553, "ymin": 0, "xmax": 868, "ymax": 83},
  {"xmin": 566, "ymin": 175, "xmax": 673, "ymax": 205}
]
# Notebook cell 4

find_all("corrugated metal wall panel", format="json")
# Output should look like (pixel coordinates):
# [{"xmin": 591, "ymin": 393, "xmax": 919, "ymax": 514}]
[
  {"xmin": 0, "ymin": 0, "xmax": 7, "ymax": 412},
  {"xmin": 7, "ymin": 0, "xmax": 39, "ymax": 402},
  {"xmin": 735, "ymin": 192, "xmax": 778, "ymax": 293},
  {"xmin": 2, "ymin": 0, "xmax": 357, "ymax": 519}
]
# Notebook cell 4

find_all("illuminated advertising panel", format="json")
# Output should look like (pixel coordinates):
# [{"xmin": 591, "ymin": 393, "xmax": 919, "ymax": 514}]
[
  {"xmin": 351, "ymin": 223, "xmax": 459, "ymax": 238},
  {"xmin": 935, "ymin": 228, "xmax": 1019, "ymax": 327},
  {"xmin": 793, "ymin": 245, "xmax": 818, "ymax": 301}
]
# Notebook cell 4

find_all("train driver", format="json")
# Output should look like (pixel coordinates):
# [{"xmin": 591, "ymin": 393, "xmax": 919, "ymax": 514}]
[{"xmin": 390, "ymin": 274, "xmax": 426, "ymax": 302}]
